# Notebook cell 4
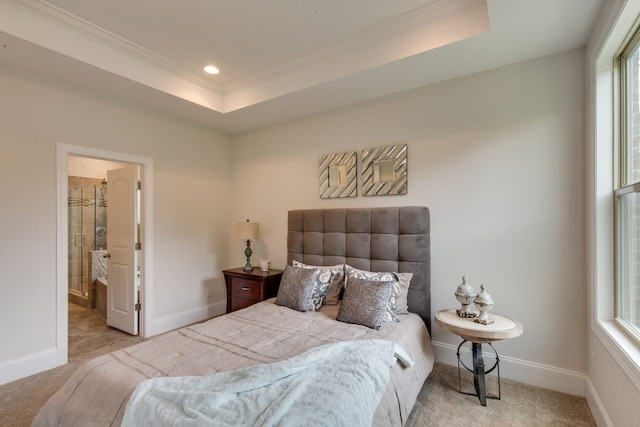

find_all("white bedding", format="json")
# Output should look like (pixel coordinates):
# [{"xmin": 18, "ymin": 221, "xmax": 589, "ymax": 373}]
[
  {"xmin": 122, "ymin": 340, "xmax": 413, "ymax": 427},
  {"xmin": 33, "ymin": 299, "xmax": 434, "ymax": 426}
]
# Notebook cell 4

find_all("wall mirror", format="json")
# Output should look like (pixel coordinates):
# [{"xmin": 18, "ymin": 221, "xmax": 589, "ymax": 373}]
[
  {"xmin": 373, "ymin": 159, "xmax": 396, "ymax": 183},
  {"xmin": 361, "ymin": 144, "xmax": 407, "ymax": 196},
  {"xmin": 319, "ymin": 151, "xmax": 357, "ymax": 198},
  {"xmin": 328, "ymin": 164, "xmax": 347, "ymax": 187}
]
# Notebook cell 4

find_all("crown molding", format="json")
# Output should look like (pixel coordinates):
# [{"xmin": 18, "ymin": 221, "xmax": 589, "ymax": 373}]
[
  {"xmin": 223, "ymin": 0, "xmax": 488, "ymax": 111},
  {"xmin": 225, "ymin": 0, "xmax": 487, "ymax": 93},
  {"xmin": 1, "ymin": 0, "xmax": 487, "ymax": 114},
  {"xmin": 14, "ymin": 0, "xmax": 221, "ymax": 90},
  {"xmin": 2, "ymin": 0, "xmax": 225, "ymax": 111}
]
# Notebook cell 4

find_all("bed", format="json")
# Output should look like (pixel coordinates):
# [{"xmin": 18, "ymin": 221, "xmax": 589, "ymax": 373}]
[{"xmin": 33, "ymin": 206, "xmax": 433, "ymax": 426}]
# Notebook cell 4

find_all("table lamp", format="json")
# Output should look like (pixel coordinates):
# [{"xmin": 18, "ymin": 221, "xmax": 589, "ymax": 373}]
[{"xmin": 236, "ymin": 219, "xmax": 259, "ymax": 271}]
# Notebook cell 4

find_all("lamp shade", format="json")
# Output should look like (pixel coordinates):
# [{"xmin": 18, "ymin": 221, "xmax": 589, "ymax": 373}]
[{"xmin": 236, "ymin": 221, "xmax": 259, "ymax": 241}]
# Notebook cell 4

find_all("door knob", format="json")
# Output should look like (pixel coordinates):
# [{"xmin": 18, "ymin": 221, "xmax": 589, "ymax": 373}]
[{"xmin": 103, "ymin": 252, "xmax": 111, "ymax": 258}]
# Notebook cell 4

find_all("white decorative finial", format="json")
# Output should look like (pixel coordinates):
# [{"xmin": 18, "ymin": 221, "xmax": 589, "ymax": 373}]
[
  {"xmin": 474, "ymin": 284, "xmax": 494, "ymax": 325},
  {"xmin": 455, "ymin": 274, "xmax": 477, "ymax": 318}
]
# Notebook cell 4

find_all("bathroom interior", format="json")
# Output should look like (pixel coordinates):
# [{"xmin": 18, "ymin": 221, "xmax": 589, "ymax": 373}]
[
  {"xmin": 68, "ymin": 174, "xmax": 108, "ymax": 316},
  {"xmin": 67, "ymin": 156, "xmax": 130, "ymax": 321}
]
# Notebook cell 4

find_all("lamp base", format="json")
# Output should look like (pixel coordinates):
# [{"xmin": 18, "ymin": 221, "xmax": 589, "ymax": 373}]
[{"xmin": 243, "ymin": 240, "xmax": 253, "ymax": 271}]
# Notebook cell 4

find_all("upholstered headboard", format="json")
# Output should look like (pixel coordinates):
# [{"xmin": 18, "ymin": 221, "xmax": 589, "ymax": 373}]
[{"xmin": 287, "ymin": 206, "xmax": 431, "ymax": 332}]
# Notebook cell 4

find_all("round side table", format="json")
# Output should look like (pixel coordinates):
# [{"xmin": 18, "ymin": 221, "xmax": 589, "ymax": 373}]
[{"xmin": 435, "ymin": 309, "xmax": 523, "ymax": 406}]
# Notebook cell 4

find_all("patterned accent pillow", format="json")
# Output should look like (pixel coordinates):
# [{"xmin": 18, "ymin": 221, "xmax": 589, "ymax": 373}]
[
  {"xmin": 292, "ymin": 261, "xmax": 345, "ymax": 308},
  {"xmin": 345, "ymin": 265, "xmax": 412, "ymax": 320},
  {"xmin": 275, "ymin": 265, "xmax": 318, "ymax": 312},
  {"xmin": 336, "ymin": 277, "xmax": 394, "ymax": 330}
]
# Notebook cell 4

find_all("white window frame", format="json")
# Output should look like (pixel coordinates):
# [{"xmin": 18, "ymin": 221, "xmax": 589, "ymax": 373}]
[
  {"xmin": 615, "ymin": 26, "xmax": 640, "ymax": 344},
  {"xmin": 589, "ymin": 0, "xmax": 640, "ymax": 395}
]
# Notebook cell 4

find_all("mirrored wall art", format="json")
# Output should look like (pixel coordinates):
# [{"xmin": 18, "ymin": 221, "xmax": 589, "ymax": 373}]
[
  {"xmin": 361, "ymin": 144, "xmax": 407, "ymax": 196},
  {"xmin": 319, "ymin": 151, "xmax": 357, "ymax": 199}
]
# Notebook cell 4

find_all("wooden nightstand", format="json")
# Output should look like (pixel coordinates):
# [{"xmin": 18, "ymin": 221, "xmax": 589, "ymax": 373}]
[{"xmin": 223, "ymin": 267, "xmax": 283, "ymax": 313}]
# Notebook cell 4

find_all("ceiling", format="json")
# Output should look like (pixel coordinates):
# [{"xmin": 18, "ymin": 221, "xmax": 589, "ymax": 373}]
[{"xmin": 0, "ymin": 0, "xmax": 605, "ymax": 134}]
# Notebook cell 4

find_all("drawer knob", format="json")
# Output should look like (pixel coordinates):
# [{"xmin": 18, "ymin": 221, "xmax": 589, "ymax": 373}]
[{"xmin": 242, "ymin": 286, "xmax": 251, "ymax": 291}]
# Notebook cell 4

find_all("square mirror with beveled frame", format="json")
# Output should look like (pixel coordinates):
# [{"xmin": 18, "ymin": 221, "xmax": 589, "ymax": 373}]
[
  {"xmin": 361, "ymin": 144, "xmax": 407, "ymax": 196},
  {"xmin": 319, "ymin": 151, "xmax": 357, "ymax": 198}
]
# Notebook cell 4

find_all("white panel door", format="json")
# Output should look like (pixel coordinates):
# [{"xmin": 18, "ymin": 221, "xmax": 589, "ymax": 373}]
[{"xmin": 106, "ymin": 165, "xmax": 138, "ymax": 335}]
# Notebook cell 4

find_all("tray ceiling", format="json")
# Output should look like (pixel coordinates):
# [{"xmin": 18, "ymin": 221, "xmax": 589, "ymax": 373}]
[{"xmin": 0, "ymin": 0, "xmax": 605, "ymax": 132}]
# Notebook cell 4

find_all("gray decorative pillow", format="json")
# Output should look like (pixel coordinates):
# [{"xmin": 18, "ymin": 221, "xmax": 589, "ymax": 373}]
[
  {"xmin": 345, "ymin": 265, "xmax": 410, "ymax": 321},
  {"xmin": 337, "ymin": 277, "xmax": 394, "ymax": 330},
  {"xmin": 275, "ymin": 265, "xmax": 318, "ymax": 312},
  {"xmin": 292, "ymin": 260, "xmax": 344, "ymax": 307}
]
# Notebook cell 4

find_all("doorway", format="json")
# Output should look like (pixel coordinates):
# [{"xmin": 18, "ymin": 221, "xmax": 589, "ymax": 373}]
[{"xmin": 56, "ymin": 143, "xmax": 154, "ymax": 367}]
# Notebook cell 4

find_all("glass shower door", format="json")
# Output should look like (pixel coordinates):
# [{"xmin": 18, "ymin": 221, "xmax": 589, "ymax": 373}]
[
  {"xmin": 68, "ymin": 181, "xmax": 107, "ymax": 300},
  {"xmin": 68, "ymin": 186, "xmax": 86, "ymax": 296}
]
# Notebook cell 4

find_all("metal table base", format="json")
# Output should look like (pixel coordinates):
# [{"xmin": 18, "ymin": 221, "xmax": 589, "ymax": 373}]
[{"xmin": 456, "ymin": 340, "xmax": 501, "ymax": 406}]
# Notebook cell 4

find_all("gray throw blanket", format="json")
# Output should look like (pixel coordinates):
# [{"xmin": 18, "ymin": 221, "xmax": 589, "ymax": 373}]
[{"xmin": 122, "ymin": 339, "xmax": 413, "ymax": 427}]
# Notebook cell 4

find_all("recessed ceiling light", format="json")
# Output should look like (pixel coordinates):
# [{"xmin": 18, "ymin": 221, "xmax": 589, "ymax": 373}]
[{"xmin": 204, "ymin": 65, "xmax": 220, "ymax": 75}]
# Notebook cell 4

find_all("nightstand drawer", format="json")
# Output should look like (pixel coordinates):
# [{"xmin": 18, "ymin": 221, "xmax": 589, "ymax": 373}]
[
  {"xmin": 231, "ymin": 296, "xmax": 257, "ymax": 312},
  {"xmin": 223, "ymin": 267, "xmax": 283, "ymax": 314},
  {"xmin": 231, "ymin": 278, "xmax": 261, "ymax": 300}
]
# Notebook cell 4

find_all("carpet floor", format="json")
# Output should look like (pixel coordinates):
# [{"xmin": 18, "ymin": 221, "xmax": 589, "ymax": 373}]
[{"xmin": 0, "ymin": 304, "xmax": 596, "ymax": 426}]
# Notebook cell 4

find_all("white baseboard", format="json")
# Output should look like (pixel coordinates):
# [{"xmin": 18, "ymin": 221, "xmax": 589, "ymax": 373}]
[
  {"xmin": 150, "ymin": 300, "xmax": 226, "ymax": 336},
  {"xmin": 0, "ymin": 348, "xmax": 62, "ymax": 386},
  {"xmin": 584, "ymin": 376, "xmax": 612, "ymax": 427},
  {"xmin": 432, "ymin": 341, "xmax": 589, "ymax": 397}
]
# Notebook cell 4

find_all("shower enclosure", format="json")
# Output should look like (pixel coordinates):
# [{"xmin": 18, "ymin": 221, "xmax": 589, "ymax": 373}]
[{"xmin": 68, "ymin": 176, "xmax": 107, "ymax": 307}]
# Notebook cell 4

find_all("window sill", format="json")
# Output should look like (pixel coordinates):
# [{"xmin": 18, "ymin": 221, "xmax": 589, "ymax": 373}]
[{"xmin": 594, "ymin": 320, "xmax": 640, "ymax": 391}]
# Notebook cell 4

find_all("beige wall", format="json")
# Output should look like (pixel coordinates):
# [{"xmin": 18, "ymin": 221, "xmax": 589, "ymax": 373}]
[
  {"xmin": 231, "ymin": 49, "xmax": 588, "ymax": 393},
  {"xmin": 0, "ymin": 63, "xmax": 232, "ymax": 383}
]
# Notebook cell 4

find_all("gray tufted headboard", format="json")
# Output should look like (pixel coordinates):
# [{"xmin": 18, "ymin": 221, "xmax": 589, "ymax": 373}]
[{"xmin": 287, "ymin": 206, "xmax": 431, "ymax": 332}]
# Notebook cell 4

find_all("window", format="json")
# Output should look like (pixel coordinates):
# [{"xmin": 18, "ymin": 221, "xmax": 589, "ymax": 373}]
[{"xmin": 616, "ymin": 29, "xmax": 640, "ymax": 342}]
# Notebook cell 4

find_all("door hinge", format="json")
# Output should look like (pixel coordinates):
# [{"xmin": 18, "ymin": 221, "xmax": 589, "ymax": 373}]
[
  {"xmin": 135, "ymin": 302, "xmax": 141, "ymax": 311},
  {"xmin": 137, "ymin": 181, "xmax": 142, "ymax": 190},
  {"xmin": 135, "ymin": 242, "xmax": 142, "ymax": 250}
]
